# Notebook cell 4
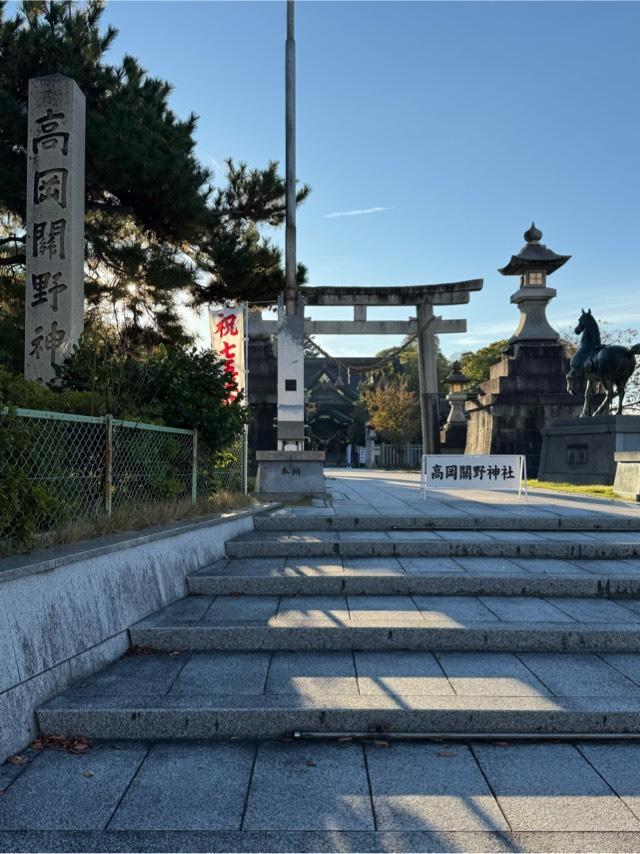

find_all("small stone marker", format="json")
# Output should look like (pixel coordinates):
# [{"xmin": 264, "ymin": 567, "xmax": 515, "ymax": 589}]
[{"xmin": 25, "ymin": 74, "xmax": 85, "ymax": 383}]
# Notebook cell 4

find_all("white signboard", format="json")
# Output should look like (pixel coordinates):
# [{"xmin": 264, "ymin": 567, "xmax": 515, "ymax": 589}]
[
  {"xmin": 209, "ymin": 305, "xmax": 247, "ymax": 403},
  {"xmin": 421, "ymin": 454, "xmax": 527, "ymax": 498}
]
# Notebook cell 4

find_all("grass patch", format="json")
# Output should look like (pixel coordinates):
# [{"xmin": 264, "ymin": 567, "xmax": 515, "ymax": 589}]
[
  {"xmin": 3, "ymin": 491, "xmax": 255, "ymax": 557},
  {"xmin": 529, "ymin": 479, "xmax": 621, "ymax": 499}
]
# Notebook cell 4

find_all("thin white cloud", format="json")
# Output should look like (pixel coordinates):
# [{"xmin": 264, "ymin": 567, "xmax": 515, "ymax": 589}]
[
  {"xmin": 323, "ymin": 206, "xmax": 394, "ymax": 219},
  {"xmin": 197, "ymin": 146, "xmax": 222, "ymax": 171}
]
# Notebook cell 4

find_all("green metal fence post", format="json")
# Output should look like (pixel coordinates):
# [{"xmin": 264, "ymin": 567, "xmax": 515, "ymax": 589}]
[
  {"xmin": 104, "ymin": 414, "xmax": 113, "ymax": 516},
  {"xmin": 192, "ymin": 428, "xmax": 198, "ymax": 504},
  {"xmin": 243, "ymin": 425, "xmax": 249, "ymax": 495}
]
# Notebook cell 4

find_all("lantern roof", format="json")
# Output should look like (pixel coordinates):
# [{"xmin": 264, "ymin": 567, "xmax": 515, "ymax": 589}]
[
  {"xmin": 498, "ymin": 223, "xmax": 571, "ymax": 276},
  {"xmin": 445, "ymin": 361, "xmax": 469, "ymax": 387}
]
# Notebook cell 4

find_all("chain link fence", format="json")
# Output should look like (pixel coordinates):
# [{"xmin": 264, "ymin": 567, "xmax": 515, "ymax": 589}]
[{"xmin": 1, "ymin": 408, "xmax": 247, "ymax": 555}]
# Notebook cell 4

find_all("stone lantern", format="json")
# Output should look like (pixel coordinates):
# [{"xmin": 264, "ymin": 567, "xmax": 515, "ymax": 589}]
[
  {"xmin": 499, "ymin": 223, "xmax": 571, "ymax": 343},
  {"xmin": 464, "ymin": 223, "xmax": 580, "ymax": 475},
  {"xmin": 440, "ymin": 361, "xmax": 469, "ymax": 453}
]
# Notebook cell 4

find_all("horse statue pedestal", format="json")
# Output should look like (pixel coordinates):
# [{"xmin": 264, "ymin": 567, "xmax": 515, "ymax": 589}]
[
  {"xmin": 614, "ymin": 452, "xmax": 640, "ymax": 501},
  {"xmin": 538, "ymin": 415, "xmax": 640, "ymax": 486}
]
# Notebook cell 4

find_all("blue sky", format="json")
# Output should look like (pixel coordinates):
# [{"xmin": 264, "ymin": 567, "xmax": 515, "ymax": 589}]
[{"xmin": 100, "ymin": 1, "xmax": 640, "ymax": 357}]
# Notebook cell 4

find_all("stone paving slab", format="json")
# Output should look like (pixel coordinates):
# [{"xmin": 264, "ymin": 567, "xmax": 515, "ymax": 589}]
[
  {"xmin": 436, "ymin": 652, "xmax": 550, "ymax": 697},
  {"xmin": 412, "ymin": 595, "xmax": 500, "ymax": 624},
  {"xmin": 108, "ymin": 742, "xmax": 255, "ymax": 831},
  {"xmin": 169, "ymin": 652, "xmax": 270, "ymax": 696},
  {"xmin": 276, "ymin": 596, "xmax": 350, "ymax": 623},
  {"xmin": 266, "ymin": 651, "xmax": 358, "ymax": 696},
  {"xmin": 284, "ymin": 558, "xmax": 345, "ymax": 575},
  {"xmin": 242, "ymin": 742, "xmax": 374, "ymax": 831},
  {"xmin": 57, "ymin": 650, "xmax": 640, "ymax": 703},
  {"xmin": 6, "ymin": 739, "xmax": 640, "ymax": 848},
  {"xmin": 453, "ymin": 557, "xmax": 530, "ymax": 575},
  {"xmin": 473, "ymin": 742, "xmax": 640, "ymax": 831},
  {"xmin": 578, "ymin": 743, "xmax": 640, "ymax": 820},
  {"xmin": 0, "ymin": 743, "xmax": 147, "ymax": 830},
  {"xmin": 354, "ymin": 651, "xmax": 453, "ymax": 697},
  {"xmin": 601, "ymin": 653, "xmax": 640, "ymax": 685},
  {"xmin": 549, "ymin": 597, "xmax": 640, "ymax": 623},
  {"xmin": 519, "ymin": 652, "xmax": 640, "ymax": 696},
  {"xmin": 10, "ymin": 829, "xmax": 640, "ymax": 853},
  {"xmin": 346, "ymin": 595, "xmax": 423, "ymax": 624},
  {"xmin": 319, "ymin": 470, "xmax": 640, "ymax": 521},
  {"xmin": 477, "ymin": 596, "xmax": 576, "ymax": 623},
  {"xmin": 366, "ymin": 742, "xmax": 508, "ymax": 831},
  {"xmin": 76, "ymin": 654, "xmax": 189, "ymax": 696},
  {"xmin": 511, "ymin": 558, "xmax": 585, "ymax": 574},
  {"xmin": 135, "ymin": 596, "xmax": 213, "ymax": 625},
  {"xmin": 191, "ymin": 558, "xmax": 287, "ymax": 579},
  {"xmin": 201, "ymin": 595, "xmax": 280, "ymax": 624},
  {"xmin": 342, "ymin": 557, "xmax": 405, "ymax": 574},
  {"xmin": 397, "ymin": 556, "xmax": 465, "ymax": 574},
  {"xmin": 139, "ymin": 593, "xmax": 640, "ymax": 631}
]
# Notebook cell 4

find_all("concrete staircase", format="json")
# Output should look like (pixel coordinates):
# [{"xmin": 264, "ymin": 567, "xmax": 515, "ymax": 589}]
[{"xmin": 38, "ymin": 512, "xmax": 640, "ymax": 740}]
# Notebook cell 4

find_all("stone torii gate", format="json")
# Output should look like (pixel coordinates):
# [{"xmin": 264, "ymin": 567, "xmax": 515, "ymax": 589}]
[{"xmin": 250, "ymin": 278, "xmax": 483, "ymax": 454}]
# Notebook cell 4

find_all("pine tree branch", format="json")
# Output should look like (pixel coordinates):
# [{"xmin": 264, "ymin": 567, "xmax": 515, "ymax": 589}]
[{"xmin": 0, "ymin": 253, "xmax": 25, "ymax": 266}]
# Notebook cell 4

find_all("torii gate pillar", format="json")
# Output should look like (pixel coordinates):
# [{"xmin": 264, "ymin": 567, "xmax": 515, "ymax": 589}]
[{"xmin": 417, "ymin": 303, "xmax": 441, "ymax": 455}]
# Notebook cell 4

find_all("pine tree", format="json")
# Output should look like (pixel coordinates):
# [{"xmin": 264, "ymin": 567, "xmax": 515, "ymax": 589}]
[{"xmin": 0, "ymin": 0, "xmax": 309, "ymax": 369}]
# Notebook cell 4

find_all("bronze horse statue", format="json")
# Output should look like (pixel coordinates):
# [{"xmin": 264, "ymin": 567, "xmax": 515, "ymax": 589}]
[{"xmin": 567, "ymin": 309, "xmax": 640, "ymax": 417}]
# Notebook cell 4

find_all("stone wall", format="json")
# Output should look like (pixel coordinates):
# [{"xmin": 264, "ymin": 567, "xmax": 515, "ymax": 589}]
[
  {"xmin": 465, "ymin": 342, "xmax": 581, "ymax": 477},
  {"xmin": 0, "ymin": 509, "xmax": 259, "ymax": 760}
]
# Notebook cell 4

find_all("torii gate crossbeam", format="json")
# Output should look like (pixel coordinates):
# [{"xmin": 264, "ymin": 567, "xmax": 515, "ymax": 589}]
[{"xmin": 251, "ymin": 279, "xmax": 483, "ymax": 455}]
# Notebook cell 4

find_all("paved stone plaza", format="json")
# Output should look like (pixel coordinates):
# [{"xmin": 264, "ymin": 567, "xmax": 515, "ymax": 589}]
[
  {"xmin": 321, "ymin": 469, "xmax": 640, "ymax": 519},
  {"xmin": 6, "ymin": 738, "xmax": 640, "ymax": 851},
  {"xmin": 3, "ymin": 470, "xmax": 640, "ymax": 852}
]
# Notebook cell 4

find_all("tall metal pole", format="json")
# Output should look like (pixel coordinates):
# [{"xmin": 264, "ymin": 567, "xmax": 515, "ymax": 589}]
[{"xmin": 285, "ymin": 0, "xmax": 297, "ymax": 316}]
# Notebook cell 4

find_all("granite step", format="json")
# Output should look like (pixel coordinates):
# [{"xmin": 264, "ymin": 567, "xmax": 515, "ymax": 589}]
[
  {"xmin": 129, "ymin": 622, "xmax": 640, "ymax": 653},
  {"xmin": 225, "ymin": 529, "xmax": 640, "ymax": 560},
  {"xmin": 187, "ymin": 557, "xmax": 640, "ymax": 597},
  {"xmin": 255, "ymin": 513, "xmax": 640, "ymax": 532},
  {"xmin": 127, "ymin": 593, "xmax": 640, "ymax": 652},
  {"xmin": 37, "ymin": 649, "xmax": 640, "ymax": 738}
]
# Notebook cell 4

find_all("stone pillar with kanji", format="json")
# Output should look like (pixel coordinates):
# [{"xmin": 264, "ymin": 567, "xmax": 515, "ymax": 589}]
[{"xmin": 25, "ymin": 75, "xmax": 85, "ymax": 383}]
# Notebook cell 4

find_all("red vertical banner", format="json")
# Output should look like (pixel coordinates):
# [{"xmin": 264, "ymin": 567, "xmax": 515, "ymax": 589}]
[{"xmin": 209, "ymin": 305, "xmax": 246, "ymax": 404}]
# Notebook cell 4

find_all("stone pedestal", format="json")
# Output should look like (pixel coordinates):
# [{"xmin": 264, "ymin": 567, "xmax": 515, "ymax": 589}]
[
  {"xmin": 255, "ymin": 451, "xmax": 326, "ymax": 500},
  {"xmin": 465, "ymin": 341, "xmax": 580, "ymax": 477},
  {"xmin": 538, "ymin": 416, "xmax": 640, "ymax": 485},
  {"xmin": 614, "ymin": 452, "xmax": 640, "ymax": 501},
  {"xmin": 440, "ymin": 390, "xmax": 468, "ymax": 454},
  {"xmin": 440, "ymin": 421, "xmax": 467, "ymax": 454}
]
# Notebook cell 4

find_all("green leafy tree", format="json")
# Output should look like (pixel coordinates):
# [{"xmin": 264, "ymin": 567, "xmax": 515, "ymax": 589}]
[
  {"xmin": 459, "ymin": 340, "xmax": 508, "ymax": 393},
  {"xmin": 0, "ymin": 0, "xmax": 309, "ymax": 369},
  {"xmin": 347, "ymin": 399, "xmax": 368, "ymax": 446},
  {"xmin": 375, "ymin": 340, "xmax": 451, "ymax": 394},
  {"xmin": 361, "ymin": 379, "xmax": 421, "ymax": 444},
  {"xmin": 57, "ymin": 330, "xmax": 247, "ymax": 450}
]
